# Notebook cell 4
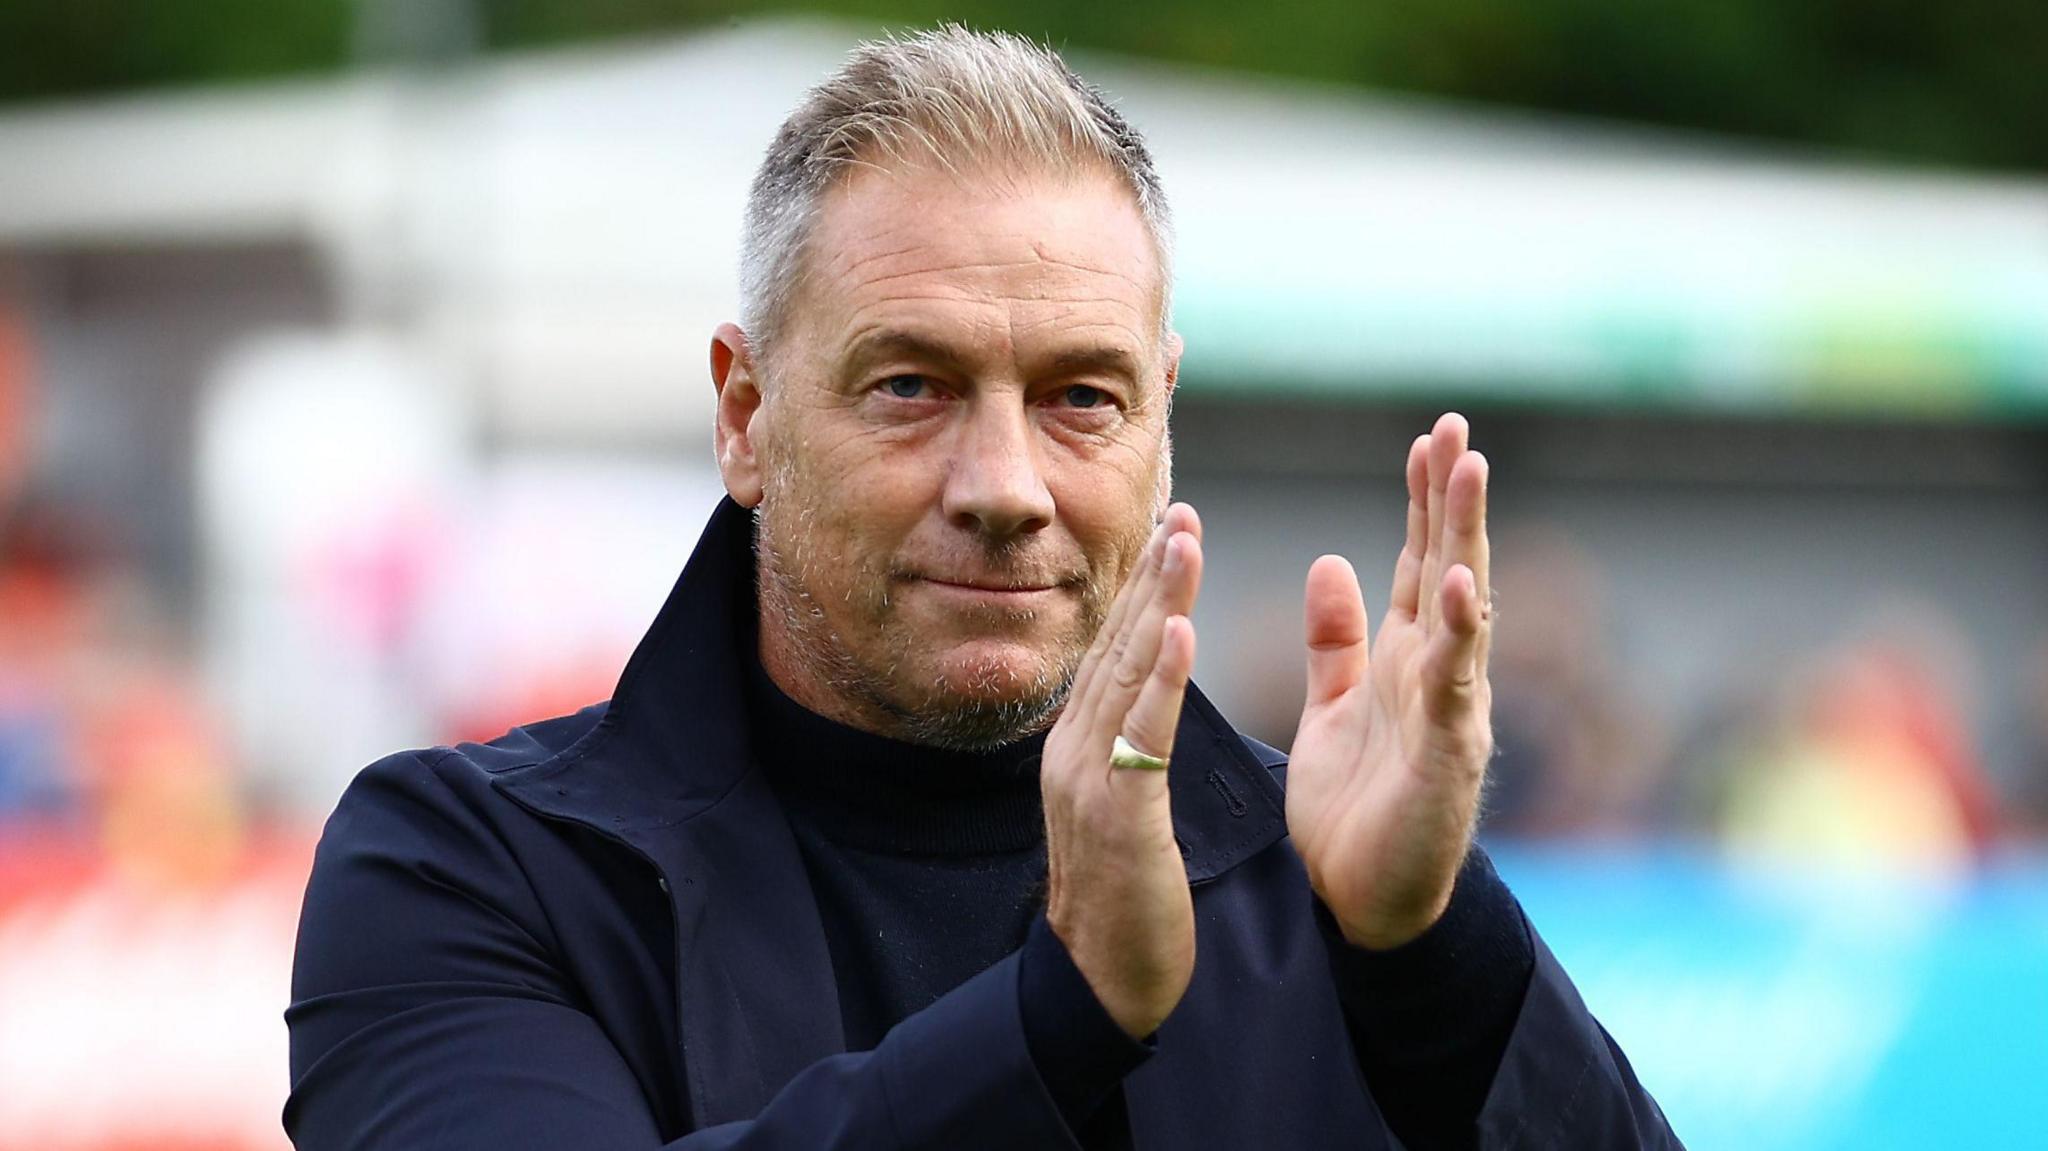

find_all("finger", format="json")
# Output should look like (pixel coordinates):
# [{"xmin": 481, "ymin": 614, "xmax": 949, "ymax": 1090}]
[
  {"xmin": 1388, "ymin": 435, "xmax": 1429, "ymax": 621},
  {"xmin": 1421, "ymin": 562, "xmax": 1486, "ymax": 725},
  {"xmin": 1110, "ymin": 613, "xmax": 1195, "ymax": 799},
  {"xmin": 1098, "ymin": 530, "xmax": 1203, "ymax": 731},
  {"xmin": 1441, "ymin": 451, "xmax": 1492, "ymax": 673},
  {"xmin": 1076, "ymin": 504, "xmax": 1201, "ymax": 717},
  {"xmin": 1419, "ymin": 413, "xmax": 1469, "ymax": 632},
  {"xmin": 1088, "ymin": 505, "xmax": 1196, "ymax": 669},
  {"xmin": 1117, "ymin": 510, "xmax": 1194, "ymax": 641},
  {"xmin": 1118, "ymin": 528, "xmax": 1204, "ymax": 678},
  {"xmin": 1069, "ymin": 516, "xmax": 1171, "ymax": 725},
  {"xmin": 1419, "ymin": 413, "xmax": 1468, "ymax": 632},
  {"xmin": 1304, "ymin": 554, "xmax": 1370, "ymax": 707}
]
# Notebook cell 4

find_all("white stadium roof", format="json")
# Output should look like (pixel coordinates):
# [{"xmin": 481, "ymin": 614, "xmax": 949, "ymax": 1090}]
[{"xmin": 3, "ymin": 18, "xmax": 2044, "ymax": 435}]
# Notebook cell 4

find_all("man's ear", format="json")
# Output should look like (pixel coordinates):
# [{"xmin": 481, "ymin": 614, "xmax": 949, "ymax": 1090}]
[
  {"xmin": 710, "ymin": 323, "xmax": 767, "ymax": 508},
  {"xmin": 1162, "ymin": 330, "xmax": 1183, "ymax": 397}
]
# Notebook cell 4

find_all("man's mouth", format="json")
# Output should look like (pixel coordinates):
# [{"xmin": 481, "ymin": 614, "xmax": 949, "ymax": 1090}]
[
  {"xmin": 898, "ymin": 568, "xmax": 1093, "ymax": 610},
  {"xmin": 918, "ymin": 577, "xmax": 1062, "ymax": 597},
  {"xmin": 924, "ymin": 575, "xmax": 1058, "ymax": 591}
]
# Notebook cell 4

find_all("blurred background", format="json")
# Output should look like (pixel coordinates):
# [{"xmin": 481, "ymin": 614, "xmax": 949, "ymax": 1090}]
[{"xmin": 0, "ymin": 2, "xmax": 2043, "ymax": 1148}]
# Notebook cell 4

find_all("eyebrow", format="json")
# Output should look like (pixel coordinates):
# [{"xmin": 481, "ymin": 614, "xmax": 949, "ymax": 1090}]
[
  {"xmin": 839, "ymin": 328, "xmax": 1143, "ymax": 385},
  {"xmin": 841, "ymin": 330, "xmax": 968, "ymax": 378},
  {"xmin": 1042, "ymin": 344, "xmax": 1142, "ymax": 384}
]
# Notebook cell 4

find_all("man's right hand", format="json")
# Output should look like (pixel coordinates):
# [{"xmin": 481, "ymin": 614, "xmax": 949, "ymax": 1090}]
[{"xmin": 1041, "ymin": 502, "xmax": 1204, "ymax": 1040}]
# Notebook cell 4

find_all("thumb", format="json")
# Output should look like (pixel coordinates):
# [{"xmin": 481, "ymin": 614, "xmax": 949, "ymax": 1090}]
[{"xmin": 1304, "ymin": 555, "xmax": 1370, "ymax": 707}]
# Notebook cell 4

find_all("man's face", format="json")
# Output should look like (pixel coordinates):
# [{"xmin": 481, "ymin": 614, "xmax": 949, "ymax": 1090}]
[{"xmin": 724, "ymin": 162, "xmax": 1176, "ymax": 748}]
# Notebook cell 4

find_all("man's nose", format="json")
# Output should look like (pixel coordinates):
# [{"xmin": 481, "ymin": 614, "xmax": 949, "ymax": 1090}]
[{"xmin": 942, "ymin": 399, "xmax": 1055, "ymax": 539}]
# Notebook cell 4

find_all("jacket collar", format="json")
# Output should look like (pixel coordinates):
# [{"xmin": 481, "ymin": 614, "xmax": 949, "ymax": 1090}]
[{"xmin": 495, "ymin": 495, "xmax": 1287, "ymax": 881}]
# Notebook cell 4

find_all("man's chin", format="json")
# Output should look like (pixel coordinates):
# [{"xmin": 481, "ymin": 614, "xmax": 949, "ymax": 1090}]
[
  {"xmin": 882, "ymin": 642, "xmax": 1074, "ymax": 749},
  {"xmin": 931, "ymin": 636, "xmax": 1070, "ymax": 690}
]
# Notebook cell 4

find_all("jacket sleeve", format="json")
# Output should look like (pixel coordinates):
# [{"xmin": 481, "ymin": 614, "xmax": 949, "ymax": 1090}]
[
  {"xmin": 284, "ymin": 752, "xmax": 1107, "ymax": 1151},
  {"xmin": 1322, "ymin": 848, "xmax": 1680, "ymax": 1149},
  {"xmin": 1473, "ymin": 925, "xmax": 1682, "ymax": 1149}
]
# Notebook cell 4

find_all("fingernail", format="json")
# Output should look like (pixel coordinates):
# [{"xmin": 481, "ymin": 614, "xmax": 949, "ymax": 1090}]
[{"xmin": 1163, "ymin": 536, "xmax": 1183, "ymax": 573}]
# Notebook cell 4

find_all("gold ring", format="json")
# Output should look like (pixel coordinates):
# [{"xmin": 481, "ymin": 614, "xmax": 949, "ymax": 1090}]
[{"xmin": 1110, "ymin": 734, "xmax": 1169, "ymax": 772}]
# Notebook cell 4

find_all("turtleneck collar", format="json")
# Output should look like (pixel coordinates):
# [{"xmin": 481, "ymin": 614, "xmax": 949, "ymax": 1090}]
[{"xmin": 743, "ymin": 636, "xmax": 1051, "ymax": 858}]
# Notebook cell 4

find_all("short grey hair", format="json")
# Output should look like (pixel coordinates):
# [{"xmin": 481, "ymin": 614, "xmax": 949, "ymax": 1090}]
[{"xmin": 739, "ymin": 26, "xmax": 1174, "ymax": 358}]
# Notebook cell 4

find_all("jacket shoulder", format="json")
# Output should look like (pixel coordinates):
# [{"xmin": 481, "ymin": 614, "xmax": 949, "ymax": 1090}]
[
  {"xmin": 308, "ymin": 704, "xmax": 611, "ymax": 922},
  {"xmin": 297, "ymin": 704, "xmax": 613, "ymax": 991},
  {"xmin": 456, "ymin": 703, "xmax": 613, "ymax": 775},
  {"xmin": 325, "ymin": 703, "xmax": 608, "ymax": 816},
  {"xmin": 290, "ymin": 706, "xmax": 620, "ymax": 1095}
]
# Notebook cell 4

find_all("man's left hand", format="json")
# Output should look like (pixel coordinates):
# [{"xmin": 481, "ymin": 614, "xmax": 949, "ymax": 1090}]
[{"xmin": 1283, "ymin": 412, "xmax": 1494, "ymax": 950}]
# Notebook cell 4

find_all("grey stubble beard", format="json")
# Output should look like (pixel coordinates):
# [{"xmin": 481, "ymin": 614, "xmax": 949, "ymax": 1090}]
[
  {"xmin": 753, "ymin": 507, "xmax": 1092, "ymax": 751},
  {"xmin": 752, "ymin": 471, "xmax": 1130, "ymax": 751}
]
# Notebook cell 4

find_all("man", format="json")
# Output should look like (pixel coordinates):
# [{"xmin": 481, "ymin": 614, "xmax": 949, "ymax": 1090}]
[{"xmin": 286, "ymin": 27, "xmax": 1677, "ymax": 1150}]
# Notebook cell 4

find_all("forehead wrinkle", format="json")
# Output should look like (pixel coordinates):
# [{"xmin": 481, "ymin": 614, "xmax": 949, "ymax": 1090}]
[
  {"xmin": 840, "ymin": 259, "xmax": 1150, "ymax": 320},
  {"xmin": 823, "ymin": 209, "xmax": 1151, "ymax": 293},
  {"xmin": 1012, "ymin": 296, "xmax": 1148, "ymax": 321},
  {"xmin": 852, "ymin": 297, "xmax": 1145, "ymax": 354},
  {"xmin": 834, "ymin": 290, "xmax": 1145, "ymax": 353},
  {"xmin": 828, "ymin": 242, "xmax": 934, "ymax": 281},
  {"xmin": 1026, "ymin": 238, "xmax": 1149, "ymax": 283},
  {"xmin": 810, "ymin": 208, "xmax": 1162, "ymax": 338},
  {"xmin": 844, "ymin": 257, "xmax": 1066, "ymax": 294},
  {"xmin": 827, "ymin": 286, "xmax": 1006, "ymax": 351}
]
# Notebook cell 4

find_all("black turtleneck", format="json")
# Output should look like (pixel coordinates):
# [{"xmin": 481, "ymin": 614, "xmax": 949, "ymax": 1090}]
[
  {"xmin": 743, "ymin": 654, "xmax": 1150, "ymax": 1147},
  {"xmin": 742, "ymin": 647, "xmax": 1534, "ymax": 1151}
]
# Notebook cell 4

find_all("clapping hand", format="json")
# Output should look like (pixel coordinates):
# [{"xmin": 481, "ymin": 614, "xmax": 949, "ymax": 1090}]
[
  {"xmin": 1042, "ymin": 504, "xmax": 1204, "ymax": 1038},
  {"xmin": 1283, "ymin": 413, "xmax": 1495, "ymax": 949}
]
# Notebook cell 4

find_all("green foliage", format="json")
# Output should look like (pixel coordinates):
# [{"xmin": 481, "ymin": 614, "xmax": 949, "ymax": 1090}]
[
  {"xmin": 0, "ymin": 0, "xmax": 351, "ymax": 97},
  {"xmin": 0, "ymin": 0, "xmax": 2040, "ymax": 171}
]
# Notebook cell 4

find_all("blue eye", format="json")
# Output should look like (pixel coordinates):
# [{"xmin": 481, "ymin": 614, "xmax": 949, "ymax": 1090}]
[
  {"xmin": 1064, "ymin": 385, "xmax": 1105, "ymax": 408},
  {"xmin": 884, "ymin": 375, "xmax": 928, "ymax": 399}
]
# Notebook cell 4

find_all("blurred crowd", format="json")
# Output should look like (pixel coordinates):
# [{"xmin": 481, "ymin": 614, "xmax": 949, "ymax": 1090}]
[
  {"xmin": 1478, "ymin": 528, "xmax": 2039, "ymax": 868},
  {"xmin": 0, "ymin": 461, "xmax": 249, "ymax": 898},
  {"xmin": 3, "ymin": 447, "xmax": 2045, "ymax": 888},
  {"xmin": 1205, "ymin": 517, "xmax": 2048, "ymax": 872}
]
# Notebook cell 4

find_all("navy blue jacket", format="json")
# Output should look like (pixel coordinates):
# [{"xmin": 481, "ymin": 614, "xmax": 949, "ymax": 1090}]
[{"xmin": 286, "ymin": 499, "xmax": 1678, "ymax": 1149}]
